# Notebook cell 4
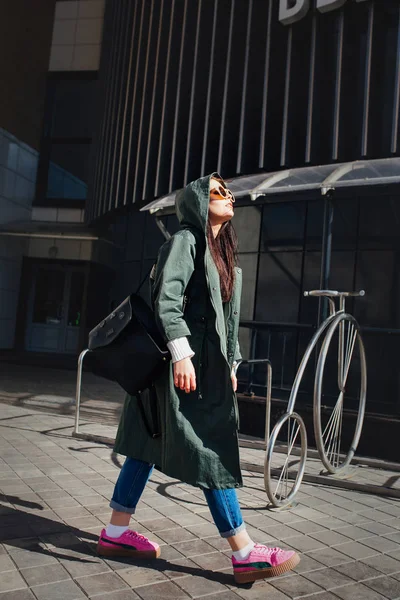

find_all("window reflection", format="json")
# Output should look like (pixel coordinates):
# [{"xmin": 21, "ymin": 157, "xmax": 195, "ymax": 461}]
[
  {"xmin": 37, "ymin": 75, "xmax": 97, "ymax": 203},
  {"xmin": 32, "ymin": 269, "xmax": 65, "ymax": 325},
  {"xmin": 47, "ymin": 144, "xmax": 90, "ymax": 199},
  {"xmin": 246, "ymin": 194, "xmax": 400, "ymax": 417}
]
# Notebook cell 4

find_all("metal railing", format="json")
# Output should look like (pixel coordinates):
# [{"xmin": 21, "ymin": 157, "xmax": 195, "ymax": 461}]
[{"xmin": 235, "ymin": 358, "xmax": 273, "ymax": 448}]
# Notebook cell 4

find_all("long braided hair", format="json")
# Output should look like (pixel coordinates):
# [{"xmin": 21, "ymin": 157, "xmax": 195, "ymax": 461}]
[{"xmin": 207, "ymin": 219, "xmax": 238, "ymax": 303}]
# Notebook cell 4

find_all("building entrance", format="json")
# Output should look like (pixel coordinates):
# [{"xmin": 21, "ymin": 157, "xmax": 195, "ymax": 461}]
[{"xmin": 25, "ymin": 264, "xmax": 85, "ymax": 354}]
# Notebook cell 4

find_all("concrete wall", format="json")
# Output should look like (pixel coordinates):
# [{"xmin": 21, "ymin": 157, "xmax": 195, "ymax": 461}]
[
  {"xmin": 49, "ymin": 0, "xmax": 105, "ymax": 71},
  {"xmin": 0, "ymin": 129, "xmax": 38, "ymax": 348}
]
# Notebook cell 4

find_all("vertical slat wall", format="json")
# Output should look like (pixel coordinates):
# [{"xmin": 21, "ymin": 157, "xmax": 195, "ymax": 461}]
[{"xmin": 88, "ymin": 0, "xmax": 400, "ymax": 222}]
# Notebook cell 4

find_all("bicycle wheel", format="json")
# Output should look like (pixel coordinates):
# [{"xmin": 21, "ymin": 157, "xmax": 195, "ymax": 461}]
[
  {"xmin": 264, "ymin": 412, "xmax": 307, "ymax": 508},
  {"xmin": 314, "ymin": 313, "xmax": 367, "ymax": 474}
]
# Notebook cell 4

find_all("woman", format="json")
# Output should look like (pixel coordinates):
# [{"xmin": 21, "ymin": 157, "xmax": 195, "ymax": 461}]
[{"xmin": 97, "ymin": 173, "xmax": 300, "ymax": 584}]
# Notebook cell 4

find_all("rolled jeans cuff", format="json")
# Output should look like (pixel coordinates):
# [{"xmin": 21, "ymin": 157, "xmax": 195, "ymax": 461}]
[
  {"xmin": 109, "ymin": 500, "xmax": 136, "ymax": 514},
  {"xmin": 219, "ymin": 521, "xmax": 246, "ymax": 538}
]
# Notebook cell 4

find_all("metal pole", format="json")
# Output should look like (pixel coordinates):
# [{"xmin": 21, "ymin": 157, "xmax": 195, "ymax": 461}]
[
  {"xmin": 155, "ymin": 216, "xmax": 171, "ymax": 241},
  {"xmin": 264, "ymin": 361, "xmax": 272, "ymax": 449},
  {"xmin": 318, "ymin": 192, "xmax": 335, "ymax": 324},
  {"xmin": 74, "ymin": 349, "xmax": 90, "ymax": 435},
  {"xmin": 246, "ymin": 329, "xmax": 258, "ymax": 396}
]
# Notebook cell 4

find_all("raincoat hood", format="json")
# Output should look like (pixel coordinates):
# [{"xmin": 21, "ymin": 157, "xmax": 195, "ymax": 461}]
[{"xmin": 176, "ymin": 172, "xmax": 222, "ymax": 233}]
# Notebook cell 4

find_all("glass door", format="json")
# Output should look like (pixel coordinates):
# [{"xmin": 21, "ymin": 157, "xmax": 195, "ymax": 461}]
[
  {"xmin": 64, "ymin": 270, "xmax": 86, "ymax": 353},
  {"xmin": 26, "ymin": 265, "xmax": 85, "ymax": 354}
]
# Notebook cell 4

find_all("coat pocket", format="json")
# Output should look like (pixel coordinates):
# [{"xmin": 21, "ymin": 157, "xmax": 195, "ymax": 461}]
[{"xmin": 136, "ymin": 385, "xmax": 161, "ymax": 438}]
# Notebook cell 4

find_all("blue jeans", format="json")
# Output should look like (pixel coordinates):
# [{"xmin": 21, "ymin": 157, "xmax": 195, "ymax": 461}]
[{"xmin": 110, "ymin": 457, "xmax": 245, "ymax": 538}]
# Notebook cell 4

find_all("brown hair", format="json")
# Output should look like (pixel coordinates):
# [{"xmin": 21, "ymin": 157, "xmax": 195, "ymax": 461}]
[{"xmin": 207, "ymin": 220, "xmax": 238, "ymax": 303}]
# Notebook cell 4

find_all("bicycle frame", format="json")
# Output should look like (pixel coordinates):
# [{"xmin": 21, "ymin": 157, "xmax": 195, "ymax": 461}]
[
  {"xmin": 337, "ymin": 295, "xmax": 358, "ymax": 393},
  {"xmin": 287, "ymin": 298, "xmax": 347, "ymax": 416}
]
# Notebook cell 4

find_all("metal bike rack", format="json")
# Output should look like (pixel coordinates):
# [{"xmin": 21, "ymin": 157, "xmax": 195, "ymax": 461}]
[
  {"xmin": 236, "ymin": 358, "xmax": 273, "ymax": 449},
  {"xmin": 73, "ymin": 348, "xmax": 116, "ymax": 445}
]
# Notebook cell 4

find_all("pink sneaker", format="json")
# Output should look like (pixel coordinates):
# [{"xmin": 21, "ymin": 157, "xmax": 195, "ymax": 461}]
[
  {"xmin": 97, "ymin": 528, "xmax": 160, "ymax": 559},
  {"xmin": 232, "ymin": 544, "xmax": 300, "ymax": 584}
]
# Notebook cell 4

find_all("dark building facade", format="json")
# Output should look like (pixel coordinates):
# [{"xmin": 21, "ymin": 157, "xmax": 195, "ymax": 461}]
[
  {"xmin": 86, "ymin": 0, "xmax": 400, "ymax": 460},
  {"xmin": 0, "ymin": 1, "xmax": 107, "ymax": 360},
  {"xmin": 89, "ymin": 0, "xmax": 400, "ymax": 217},
  {"xmin": 2, "ymin": 0, "xmax": 400, "ymax": 460}
]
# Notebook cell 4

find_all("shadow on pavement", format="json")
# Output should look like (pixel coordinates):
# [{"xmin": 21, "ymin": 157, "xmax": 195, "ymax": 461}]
[
  {"xmin": 4, "ymin": 495, "xmax": 44, "ymax": 511},
  {"xmin": 1, "ymin": 500, "xmax": 246, "ymax": 588},
  {"xmin": 153, "ymin": 479, "xmax": 270, "ymax": 511}
]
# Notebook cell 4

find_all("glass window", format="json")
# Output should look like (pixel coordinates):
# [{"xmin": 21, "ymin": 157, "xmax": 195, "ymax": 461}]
[
  {"xmin": 255, "ymin": 252, "xmax": 303, "ymax": 322},
  {"xmin": 359, "ymin": 196, "xmax": 400, "ymax": 250},
  {"xmin": 306, "ymin": 198, "xmax": 358, "ymax": 251},
  {"xmin": 261, "ymin": 202, "xmax": 306, "ymax": 251},
  {"xmin": 332, "ymin": 198, "xmax": 358, "ymax": 250},
  {"xmin": 254, "ymin": 328, "xmax": 298, "ymax": 391},
  {"xmin": 306, "ymin": 200, "xmax": 324, "ymax": 250},
  {"xmin": 362, "ymin": 333, "xmax": 399, "ymax": 415},
  {"xmin": 233, "ymin": 206, "xmax": 261, "ymax": 253},
  {"xmin": 238, "ymin": 253, "xmax": 258, "ymax": 320},
  {"xmin": 32, "ymin": 269, "xmax": 65, "ymax": 325},
  {"xmin": 47, "ymin": 144, "xmax": 90, "ymax": 199},
  {"xmin": 354, "ymin": 250, "xmax": 397, "ymax": 328},
  {"xmin": 37, "ymin": 75, "xmax": 98, "ymax": 204},
  {"xmin": 50, "ymin": 79, "xmax": 99, "ymax": 138},
  {"xmin": 68, "ymin": 272, "xmax": 85, "ymax": 327},
  {"xmin": 238, "ymin": 327, "xmax": 253, "ymax": 364},
  {"xmin": 239, "ymin": 193, "xmax": 400, "ymax": 418}
]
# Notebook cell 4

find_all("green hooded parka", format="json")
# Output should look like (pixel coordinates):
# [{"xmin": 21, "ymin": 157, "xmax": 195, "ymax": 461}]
[{"xmin": 114, "ymin": 173, "xmax": 243, "ymax": 489}]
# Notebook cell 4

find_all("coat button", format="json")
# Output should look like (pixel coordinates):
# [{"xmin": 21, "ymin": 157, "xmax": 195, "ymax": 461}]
[
  {"xmin": 234, "ymin": 311, "xmax": 238, "ymax": 315},
  {"xmin": 200, "ymin": 316, "xmax": 205, "ymax": 322},
  {"xmin": 228, "ymin": 352, "xmax": 234, "ymax": 357},
  {"xmin": 212, "ymin": 287, "xmax": 217, "ymax": 291}
]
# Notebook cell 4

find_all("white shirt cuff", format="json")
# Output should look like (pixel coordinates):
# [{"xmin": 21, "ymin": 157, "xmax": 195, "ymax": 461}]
[{"xmin": 167, "ymin": 337, "xmax": 195, "ymax": 363}]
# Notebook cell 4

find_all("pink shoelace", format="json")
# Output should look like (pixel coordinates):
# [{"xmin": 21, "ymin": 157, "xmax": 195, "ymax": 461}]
[
  {"xmin": 124, "ymin": 530, "xmax": 149, "ymax": 542},
  {"xmin": 252, "ymin": 544, "xmax": 283, "ymax": 555}
]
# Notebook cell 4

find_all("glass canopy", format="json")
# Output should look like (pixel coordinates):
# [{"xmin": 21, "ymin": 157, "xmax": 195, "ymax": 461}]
[{"xmin": 141, "ymin": 157, "xmax": 400, "ymax": 213}]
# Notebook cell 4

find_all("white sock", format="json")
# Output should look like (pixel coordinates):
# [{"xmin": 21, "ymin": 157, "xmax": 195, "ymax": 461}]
[
  {"xmin": 105, "ymin": 524, "xmax": 129, "ymax": 538},
  {"xmin": 232, "ymin": 541, "xmax": 255, "ymax": 561}
]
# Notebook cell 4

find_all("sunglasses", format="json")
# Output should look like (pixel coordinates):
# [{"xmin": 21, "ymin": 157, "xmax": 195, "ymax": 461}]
[{"xmin": 210, "ymin": 184, "xmax": 235, "ymax": 201}]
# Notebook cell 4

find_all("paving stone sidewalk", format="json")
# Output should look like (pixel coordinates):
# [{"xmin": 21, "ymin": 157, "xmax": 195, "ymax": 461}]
[
  {"xmin": 1, "ymin": 363, "xmax": 399, "ymax": 499},
  {"xmin": 1, "ymin": 403, "xmax": 400, "ymax": 600}
]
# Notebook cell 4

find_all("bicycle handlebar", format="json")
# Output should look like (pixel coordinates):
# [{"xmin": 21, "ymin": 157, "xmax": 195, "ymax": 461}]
[{"xmin": 304, "ymin": 289, "xmax": 365, "ymax": 298}]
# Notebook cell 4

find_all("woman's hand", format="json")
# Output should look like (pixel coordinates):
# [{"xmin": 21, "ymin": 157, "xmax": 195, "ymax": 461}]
[
  {"xmin": 174, "ymin": 358, "xmax": 196, "ymax": 394},
  {"xmin": 231, "ymin": 370, "xmax": 237, "ymax": 392}
]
